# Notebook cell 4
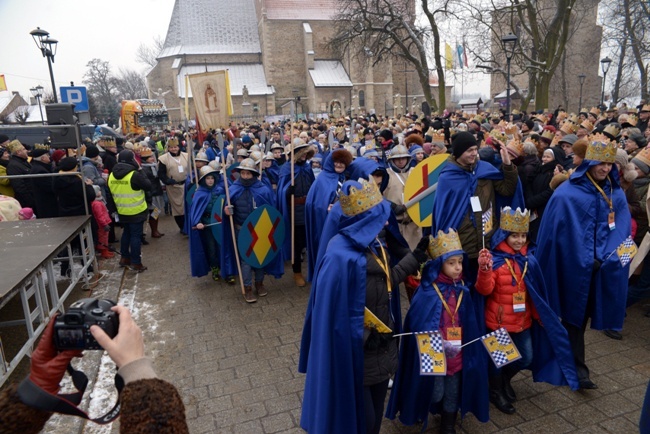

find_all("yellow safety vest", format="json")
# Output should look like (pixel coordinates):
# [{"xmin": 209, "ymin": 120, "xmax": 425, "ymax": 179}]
[{"xmin": 108, "ymin": 171, "xmax": 147, "ymax": 215}]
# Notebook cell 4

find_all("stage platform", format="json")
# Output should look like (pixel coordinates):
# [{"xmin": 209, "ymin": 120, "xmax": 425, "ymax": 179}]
[{"xmin": 0, "ymin": 216, "xmax": 95, "ymax": 386}]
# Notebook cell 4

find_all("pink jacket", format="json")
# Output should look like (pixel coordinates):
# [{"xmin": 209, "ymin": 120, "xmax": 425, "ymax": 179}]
[{"xmin": 91, "ymin": 200, "xmax": 112, "ymax": 227}]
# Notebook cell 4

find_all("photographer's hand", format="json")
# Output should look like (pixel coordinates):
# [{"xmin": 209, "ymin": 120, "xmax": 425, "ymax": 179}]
[
  {"xmin": 30, "ymin": 315, "xmax": 83, "ymax": 394},
  {"xmin": 91, "ymin": 306, "xmax": 144, "ymax": 369}
]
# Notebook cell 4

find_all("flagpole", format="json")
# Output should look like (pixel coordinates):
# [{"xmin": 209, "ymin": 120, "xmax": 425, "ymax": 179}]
[{"xmin": 290, "ymin": 122, "xmax": 295, "ymax": 265}]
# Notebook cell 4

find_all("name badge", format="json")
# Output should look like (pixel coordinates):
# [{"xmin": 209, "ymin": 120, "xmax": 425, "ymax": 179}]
[
  {"xmin": 513, "ymin": 292, "xmax": 526, "ymax": 313},
  {"xmin": 446, "ymin": 326, "xmax": 462, "ymax": 347},
  {"xmin": 178, "ymin": 165, "xmax": 184, "ymax": 173},
  {"xmin": 608, "ymin": 211, "xmax": 615, "ymax": 231},
  {"xmin": 470, "ymin": 196, "xmax": 482, "ymax": 213}
]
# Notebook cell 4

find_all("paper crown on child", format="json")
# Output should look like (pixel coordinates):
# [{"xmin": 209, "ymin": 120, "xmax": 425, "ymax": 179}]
[
  {"xmin": 500, "ymin": 207, "xmax": 530, "ymax": 233},
  {"xmin": 602, "ymin": 123, "xmax": 621, "ymax": 140},
  {"xmin": 585, "ymin": 133, "xmax": 617, "ymax": 163},
  {"xmin": 339, "ymin": 177, "xmax": 383, "ymax": 217},
  {"xmin": 428, "ymin": 229, "xmax": 463, "ymax": 260}
]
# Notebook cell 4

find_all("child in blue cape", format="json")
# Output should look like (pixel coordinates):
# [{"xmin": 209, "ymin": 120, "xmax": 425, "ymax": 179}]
[
  {"xmin": 386, "ymin": 229, "xmax": 489, "ymax": 434},
  {"xmin": 189, "ymin": 165, "xmax": 221, "ymax": 280}
]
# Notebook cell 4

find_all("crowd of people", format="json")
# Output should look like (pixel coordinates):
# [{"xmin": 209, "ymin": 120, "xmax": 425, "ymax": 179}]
[{"xmin": 1, "ymin": 101, "xmax": 650, "ymax": 432}]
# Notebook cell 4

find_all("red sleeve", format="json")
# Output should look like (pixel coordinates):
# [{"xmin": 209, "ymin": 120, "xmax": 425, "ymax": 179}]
[
  {"xmin": 475, "ymin": 268, "xmax": 496, "ymax": 296},
  {"xmin": 92, "ymin": 201, "xmax": 113, "ymax": 227}
]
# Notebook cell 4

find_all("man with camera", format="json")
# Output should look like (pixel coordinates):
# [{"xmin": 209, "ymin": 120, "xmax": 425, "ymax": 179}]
[{"xmin": 0, "ymin": 303, "xmax": 189, "ymax": 433}]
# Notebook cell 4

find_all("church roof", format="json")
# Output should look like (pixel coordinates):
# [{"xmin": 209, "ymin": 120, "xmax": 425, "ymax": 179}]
[
  {"xmin": 309, "ymin": 61, "xmax": 352, "ymax": 87},
  {"xmin": 177, "ymin": 64, "xmax": 274, "ymax": 97},
  {"xmin": 264, "ymin": 0, "xmax": 339, "ymax": 20},
  {"xmin": 159, "ymin": 0, "xmax": 261, "ymax": 58}
]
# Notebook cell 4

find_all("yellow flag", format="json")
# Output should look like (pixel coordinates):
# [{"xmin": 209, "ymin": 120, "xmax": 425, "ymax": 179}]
[
  {"xmin": 0, "ymin": 75, "xmax": 7, "ymax": 92},
  {"xmin": 416, "ymin": 332, "xmax": 447, "ymax": 375},
  {"xmin": 445, "ymin": 44, "xmax": 453, "ymax": 70},
  {"xmin": 364, "ymin": 307, "xmax": 392, "ymax": 333}
]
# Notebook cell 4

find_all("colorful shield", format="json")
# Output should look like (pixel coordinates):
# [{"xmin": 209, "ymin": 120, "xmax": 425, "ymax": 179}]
[
  {"xmin": 209, "ymin": 195, "xmax": 225, "ymax": 245},
  {"xmin": 185, "ymin": 183, "xmax": 196, "ymax": 209},
  {"xmin": 237, "ymin": 205, "xmax": 286, "ymax": 268},
  {"xmin": 403, "ymin": 154, "xmax": 448, "ymax": 227}
]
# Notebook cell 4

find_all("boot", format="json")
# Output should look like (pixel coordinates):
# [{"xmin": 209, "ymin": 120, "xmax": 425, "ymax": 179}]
[
  {"xmin": 174, "ymin": 215, "xmax": 185, "ymax": 232},
  {"xmin": 294, "ymin": 272, "xmax": 306, "ymax": 287},
  {"xmin": 119, "ymin": 257, "xmax": 131, "ymax": 267},
  {"xmin": 440, "ymin": 411, "xmax": 457, "ymax": 434},
  {"xmin": 141, "ymin": 234, "xmax": 150, "ymax": 245},
  {"xmin": 129, "ymin": 263, "xmax": 148, "ymax": 273},
  {"xmin": 489, "ymin": 376, "xmax": 515, "ymax": 414},
  {"xmin": 255, "ymin": 281, "xmax": 268, "ymax": 297},
  {"xmin": 100, "ymin": 249, "xmax": 115, "ymax": 259},
  {"xmin": 244, "ymin": 285, "xmax": 257, "ymax": 303},
  {"xmin": 150, "ymin": 219, "xmax": 165, "ymax": 238},
  {"xmin": 502, "ymin": 367, "xmax": 518, "ymax": 403},
  {"xmin": 211, "ymin": 266, "xmax": 220, "ymax": 281}
]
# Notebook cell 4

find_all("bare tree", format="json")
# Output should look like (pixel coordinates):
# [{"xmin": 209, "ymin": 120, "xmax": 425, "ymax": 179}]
[
  {"xmin": 14, "ymin": 107, "xmax": 30, "ymax": 125},
  {"xmin": 83, "ymin": 58, "xmax": 119, "ymax": 122},
  {"xmin": 329, "ymin": 0, "xmax": 456, "ymax": 112},
  {"xmin": 136, "ymin": 36, "xmax": 165, "ymax": 68},
  {"xmin": 114, "ymin": 68, "xmax": 149, "ymax": 100}
]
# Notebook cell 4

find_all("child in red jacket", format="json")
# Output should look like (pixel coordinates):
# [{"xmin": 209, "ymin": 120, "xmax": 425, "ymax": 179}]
[
  {"xmin": 475, "ymin": 207, "xmax": 538, "ymax": 415},
  {"xmin": 91, "ymin": 185, "xmax": 114, "ymax": 259}
]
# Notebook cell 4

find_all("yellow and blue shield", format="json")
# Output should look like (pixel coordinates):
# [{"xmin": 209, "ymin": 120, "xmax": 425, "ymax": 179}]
[
  {"xmin": 237, "ymin": 205, "xmax": 286, "ymax": 268},
  {"xmin": 209, "ymin": 195, "xmax": 225, "ymax": 245},
  {"xmin": 403, "ymin": 154, "xmax": 448, "ymax": 227}
]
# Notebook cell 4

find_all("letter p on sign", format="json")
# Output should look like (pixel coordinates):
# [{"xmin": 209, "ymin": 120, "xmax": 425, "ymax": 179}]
[{"xmin": 60, "ymin": 86, "xmax": 89, "ymax": 112}]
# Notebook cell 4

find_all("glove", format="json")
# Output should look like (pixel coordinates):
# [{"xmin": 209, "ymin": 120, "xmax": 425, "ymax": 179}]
[
  {"xmin": 443, "ymin": 340, "xmax": 461, "ymax": 358},
  {"xmin": 412, "ymin": 236, "xmax": 430, "ymax": 264},
  {"xmin": 392, "ymin": 204, "xmax": 407, "ymax": 216},
  {"xmin": 103, "ymin": 225, "xmax": 111, "ymax": 232},
  {"xmin": 30, "ymin": 315, "xmax": 83, "ymax": 394},
  {"xmin": 478, "ymin": 248, "xmax": 493, "ymax": 271}
]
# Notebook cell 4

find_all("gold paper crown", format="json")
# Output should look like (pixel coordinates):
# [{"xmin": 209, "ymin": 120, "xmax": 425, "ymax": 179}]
[
  {"xmin": 556, "ymin": 112, "xmax": 568, "ymax": 121},
  {"xmin": 541, "ymin": 130, "xmax": 555, "ymax": 141},
  {"xmin": 623, "ymin": 115, "xmax": 638, "ymax": 126},
  {"xmin": 603, "ymin": 123, "xmax": 621, "ymax": 139},
  {"xmin": 505, "ymin": 124, "xmax": 518, "ymax": 136},
  {"xmin": 489, "ymin": 130, "xmax": 507, "ymax": 142},
  {"xmin": 568, "ymin": 114, "xmax": 580, "ymax": 125},
  {"xmin": 6, "ymin": 140, "xmax": 25, "ymax": 154},
  {"xmin": 534, "ymin": 114, "xmax": 548, "ymax": 124},
  {"xmin": 34, "ymin": 143, "xmax": 50, "ymax": 151},
  {"xmin": 589, "ymin": 107, "xmax": 601, "ymax": 116},
  {"xmin": 339, "ymin": 177, "xmax": 383, "ymax": 217},
  {"xmin": 627, "ymin": 107, "xmax": 638, "ymax": 114},
  {"xmin": 580, "ymin": 120, "xmax": 594, "ymax": 131},
  {"xmin": 506, "ymin": 138, "xmax": 524, "ymax": 157},
  {"xmin": 428, "ymin": 229, "xmax": 463, "ymax": 260},
  {"xmin": 585, "ymin": 133, "xmax": 617, "ymax": 163},
  {"xmin": 431, "ymin": 131, "xmax": 446, "ymax": 144},
  {"xmin": 166, "ymin": 137, "xmax": 179, "ymax": 147},
  {"xmin": 560, "ymin": 121, "xmax": 577, "ymax": 135},
  {"xmin": 580, "ymin": 107, "xmax": 589, "ymax": 114},
  {"xmin": 500, "ymin": 207, "xmax": 530, "ymax": 233},
  {"xmin": 641, "ymin": 104, "xmax": 650, "ymax": 113},
  {"xmin": 634, "ymin": 147, "xmax": 650, "ymax": 167}
]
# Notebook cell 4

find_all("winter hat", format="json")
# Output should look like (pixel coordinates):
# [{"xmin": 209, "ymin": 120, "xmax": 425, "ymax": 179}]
[
  {"xmin": 331, "ymin": 148, "xmax": 353, "ymax": 167},
  {"xmin": 629, "ymin": 132, "xmax": 648, "ymax": 148},
  {"xmin": 409, "ymin": 145, "xmax": 424, "ymax": 157},
  {"xmin": 378, "ymin": 129, "xmax": 393, "ymax": 142},
  {"xmin": 451, "ymin": 132, "xmax": 478, "ymax": 159},
  {"xmin": 404, "ymin": 133, "xmax": 424, "ymax": 148},
  {"xmin": 52, "ymin": 149, "xmax": 66, "ymax": 164},
  {"xmin": 18, "ymin": 207, "xmax": 35, "ymax": 220},
  {"xmin": 30, "ymin": 147, "xmax": 50, "ymax": 158},
  {"xmin": 616, "ymin": 149, "xmax": 639, "ymax": 183},
  {"xmin": 0, "ymin": 134, "xmax": 9, "ymax": 145},
  {"xmin": 85, "ymin": 145, "xmax": 100, "ymax": 159},
  {"xmin": 524, "ymin": 119, "xmax": 535, "ymax": 131},
  {"xmin": 118, "ymin": 150, "xmax": 139, "ymax": 169},
  {"xmin": 57, "ymin": 157, "xmax": 78, "ymax": 172}
]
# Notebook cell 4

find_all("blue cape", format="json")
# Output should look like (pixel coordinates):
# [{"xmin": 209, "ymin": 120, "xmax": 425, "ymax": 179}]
[
  {"xmin": 535, "ymin": 161, "xmax": 631, "ymax": 330},
  {"xmin": 276, "ymin": 160, "xmax": 315, "ymax": 261},
  {"xmin": 305, "ymin": 153, "xmax": 345, "ymax": 281},
  {"xmin": 188, "ymin": 186, "xmax": 213, "ymax": 277},
  {"xmin": 386, "ymin": 251, "xmax": 490, "ymax": 427},
  {"xmin": 264, "ymin": 160, "xmax": 280, "ymax": 186},
  {"xmin": 219, "ymin": 179, "xmax": 283, "ymax": 279},
  {"xmin": 490, "ymin": 229, "xmax": 579, "ymax": 390},
  {"xmin": 299, "ymin": 199, "xmax": 391, "ymax": 434}
]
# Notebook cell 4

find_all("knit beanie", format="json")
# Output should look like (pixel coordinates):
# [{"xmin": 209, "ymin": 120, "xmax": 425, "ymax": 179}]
[
  {"xmin": 118, "ymin": 150, "xmax": 139, "ymax": 169},
  {"xmin": 451, "ymin": 132, "xmax": 478, "ymax": 159},
  {"xmin": 378, "ymin": 129, "xmax": 393, "ymax": 142},
  {"xmin": 85, "ymin": 145, "xmax": 100, "ymax": 159},
  {"xmin": 57, "ymin": 157, "xmax": 78, "ymax": 172}
]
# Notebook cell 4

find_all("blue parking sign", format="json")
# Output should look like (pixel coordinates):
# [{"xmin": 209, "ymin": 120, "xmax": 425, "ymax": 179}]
[{"xmin": 60, "ymin": 86, "xmax": 89, "ymax": 112}]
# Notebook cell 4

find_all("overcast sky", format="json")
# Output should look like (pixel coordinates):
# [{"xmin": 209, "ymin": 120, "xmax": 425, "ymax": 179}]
[{"xmin": 0, "ymin": 0, "xmax": 175, "ymax": 101}]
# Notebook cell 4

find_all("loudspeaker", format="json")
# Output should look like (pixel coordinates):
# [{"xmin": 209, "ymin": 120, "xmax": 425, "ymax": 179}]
[{"xmin": 46, "ymin": 103, "xmax": 79, "ymax": 148}]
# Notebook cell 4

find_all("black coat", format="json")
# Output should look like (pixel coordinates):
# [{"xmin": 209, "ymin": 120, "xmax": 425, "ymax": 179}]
[
  {"xmin": 53, "ymin": 172, "xmax": 96, "ymax": 217},
  {"xmin": 6, "ymin": 156, "xmax": 35, "ymax": 209},
  {"xmin": 29, "ymin": 160, "xmax": 58, "ymax": 218},
  {"xmin": 525, "ymin": 161, "xmax": 556, "ymax": 242},
  {"xmin": 101, "ymin": 149, "xmax": 118, "ymax": 174}
]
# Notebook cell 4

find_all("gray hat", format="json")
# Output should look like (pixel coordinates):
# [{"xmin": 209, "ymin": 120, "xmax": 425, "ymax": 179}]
[
  {"xmin": 481, "ymin": 123, "xmax": 493, "ymax": 132},
  {"xmin": 558, "ymin": 134, "xmax": 578, "ymax": 146}
]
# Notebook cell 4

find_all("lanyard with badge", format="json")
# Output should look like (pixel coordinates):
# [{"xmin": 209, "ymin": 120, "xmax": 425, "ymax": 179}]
[
  {"xmin": 586, "ymin": 172, "xmax": 614, "ymax": 230},
  {"xmin": 433, "ymin": 283, "xmax": 464, "ymax": 345},
  {"xmin": 369, "ymin": 238, "xmax": 394, "ymax": 325},
  {"xmin": 504, "ymin": 258, "xmax": 529, "ymax": 313}
]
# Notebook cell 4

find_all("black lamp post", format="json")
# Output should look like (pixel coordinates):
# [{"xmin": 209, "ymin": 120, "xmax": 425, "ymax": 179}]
[
  {"xmin": 30, "ymin": 27, "xmax": 58, "ymax": 103},
  {"xmin": 501, "ymin": 33, "xmax": 518, "ymax": 119},
  {"xmin": 30, "ymin": 85, "xmax": 45, "ymax": 125},
  {"xmin": 578, "ymin": 73, "xmax": 586, "ymax": 113},
  {"xmin": 600, "ymin": 57, "xmax": 612, "ymax": 108}
]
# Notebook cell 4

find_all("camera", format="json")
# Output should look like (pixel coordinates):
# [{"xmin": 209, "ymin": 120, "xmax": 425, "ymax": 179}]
[{"xmin": 54, "ymin": 298, "xmax": 119, "ymax": 350}]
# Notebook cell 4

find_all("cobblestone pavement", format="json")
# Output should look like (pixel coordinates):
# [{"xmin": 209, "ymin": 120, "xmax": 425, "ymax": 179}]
[{"xmin": 44, "ymin": 216, "xmax": 649, "ymax": 433}]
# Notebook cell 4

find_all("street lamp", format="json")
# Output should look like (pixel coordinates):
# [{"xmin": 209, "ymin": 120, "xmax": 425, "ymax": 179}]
[
  {"xmin": 600, "ymin": 57, "xmax": 612, "ymax": 108},
  {"xmin": 501, "ymin": 33, "xmax": 518, "ymax": 119},
  {"xmin": 30, "ymin": 27, "xmax": 58, "ymax": 103},
  {"xmin": 30, "ymin": 85, "xmax": 45, "ymax": 125},
  {"xmin": 578, "ymin": 73, "xmax": 586, "ymax": 113}
]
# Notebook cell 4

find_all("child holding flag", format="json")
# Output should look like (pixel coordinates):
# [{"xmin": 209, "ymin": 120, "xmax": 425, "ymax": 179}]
[
  {"xmin": 386, "ymin": 229, "xmax": 489, "ymax": 434},
  {"xmin": 475, "ymin": 207, "xmax": 579, "ymax": 415}
]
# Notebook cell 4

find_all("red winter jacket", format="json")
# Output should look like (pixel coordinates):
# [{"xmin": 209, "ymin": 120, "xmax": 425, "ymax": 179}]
[
  {"xmin": 475, "ymin": 241, "xmax": 539, "ymax": 333},
  {"xmin": 91, "ymin": 200, "xmax": 112, "ymax": 227}
]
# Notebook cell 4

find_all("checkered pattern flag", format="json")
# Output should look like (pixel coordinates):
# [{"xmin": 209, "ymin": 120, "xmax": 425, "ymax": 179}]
[
  {"xmin": 482, "ymin": 204, "xmax": 493, "ymax": 236},
  {"xmin": 415, "ymin": 331, "xmax": 446, "ymax": 376},
  {"xmin": 616, "ymin": 236, "xmax": 637, "ymax": 267},
  {"xmin": 480, "ymin": 327, "xmax": 521, "ymax": 368}
]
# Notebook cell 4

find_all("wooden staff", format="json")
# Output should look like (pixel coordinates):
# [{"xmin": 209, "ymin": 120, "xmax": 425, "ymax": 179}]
[
  {"xmin": 290, "ymin": 122, "xmax": 295, "ymax": 265},
  {"xmin": 218, "ymin": 133, "xmax": 246, "ymax": 298},
  {"xmin": 184, "ymin": 132, "xmax": 199, "ymax": 188}
]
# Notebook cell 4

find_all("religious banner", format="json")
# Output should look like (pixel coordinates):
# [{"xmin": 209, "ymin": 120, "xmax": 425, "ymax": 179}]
[
  {"xmin": 481, "ymin": 327, "xmax": 521, "ymax": 368},
  {"xmin": 210, "ymin": 194, "xmax": 225, "ymax": 245},
  {"xmin": 415, "ymin": 331, "xmax": 447, "ymax": 376},
  {"xmin": 404, "ymin": 154, "xmax": 448, "ymax": 227},
  {"xmin": 237, "ymin": 205, "xmax": 285, "ymax": 268},
  {"xmin": 188, "ymin": 70, "xmax": 233, "ymax": 130}
]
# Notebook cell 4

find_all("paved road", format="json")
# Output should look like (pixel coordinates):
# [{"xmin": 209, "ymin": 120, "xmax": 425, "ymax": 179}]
[{"xmin": 44, "ymin": 216, "xmax": 650, "ymax": 433}]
